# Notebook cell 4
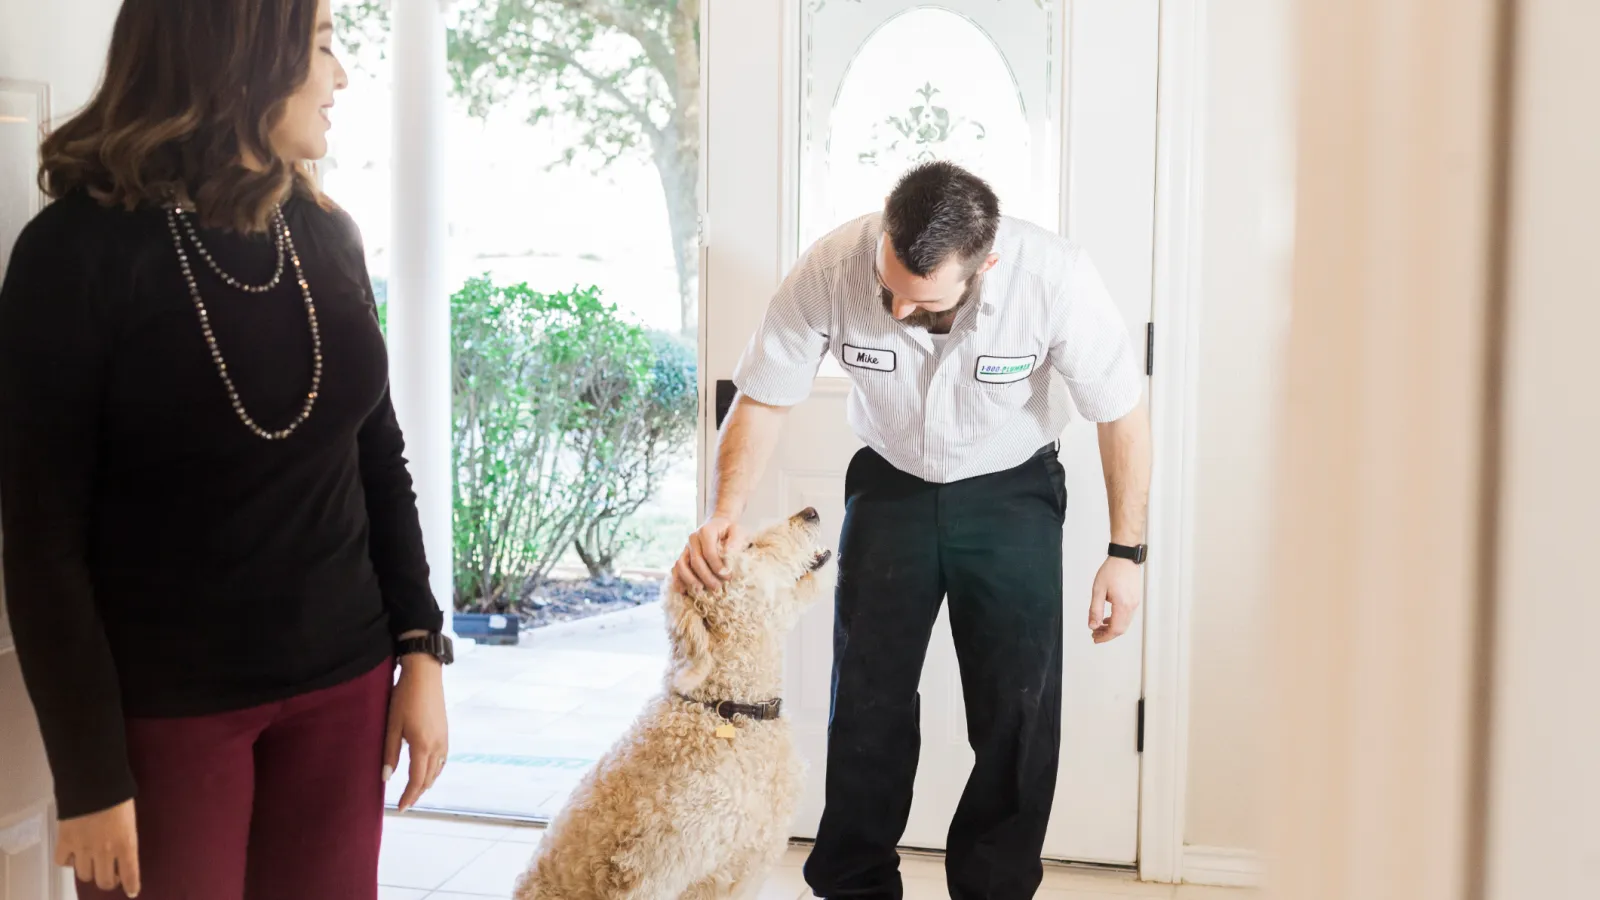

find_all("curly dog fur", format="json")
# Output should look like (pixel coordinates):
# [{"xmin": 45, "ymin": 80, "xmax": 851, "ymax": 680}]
[{"xmin": 513, "ymin": 509, "xmax": 831, "ymax": 900}]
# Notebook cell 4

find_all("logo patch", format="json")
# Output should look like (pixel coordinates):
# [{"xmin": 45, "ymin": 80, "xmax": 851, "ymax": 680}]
[
  {"xmin": 974, "ymin": 354, "xmax": 1038, "ymax": 385},
  {"xmin": 842, "ymin": 344, "xmax": 896, "ymax": 373}
]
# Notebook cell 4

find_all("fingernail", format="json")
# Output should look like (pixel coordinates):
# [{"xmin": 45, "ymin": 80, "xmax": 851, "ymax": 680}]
[
  {"xmin": 719, "ymin": 569, "xmax": 730, "ymax": 577},
  {"xmin": 382, "ymin": 765, "xmax": 394, "ymax": 783}
]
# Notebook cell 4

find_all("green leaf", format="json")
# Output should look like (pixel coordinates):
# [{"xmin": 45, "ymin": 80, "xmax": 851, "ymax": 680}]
[{"xmin": 444, "ymin": 275, "xmax": 696, "ymax": 606}]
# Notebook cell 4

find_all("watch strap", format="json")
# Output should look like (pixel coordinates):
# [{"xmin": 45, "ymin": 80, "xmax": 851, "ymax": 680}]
[
  {"xmin": 1108, "ymin": 542, "xmax": 1148, "ymax": 565},
  {"xmin": 396, "ymin": 632, "xmax": 455, "ymax": 665}
]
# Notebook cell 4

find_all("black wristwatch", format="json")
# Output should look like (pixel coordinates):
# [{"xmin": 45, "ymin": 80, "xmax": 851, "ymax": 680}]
[
  {"xmin": 1108, "ymin": 543, "xmax": 1148, "ymax": 565},
  {"xmin": 396, "ymin": 632, "xmax": 455, "ymax": 665}
]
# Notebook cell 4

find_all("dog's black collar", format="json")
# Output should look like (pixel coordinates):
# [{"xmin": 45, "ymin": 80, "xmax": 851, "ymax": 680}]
[{"xmin": 676, "ymin": 693, "xmax": 783, "ymax": 721}]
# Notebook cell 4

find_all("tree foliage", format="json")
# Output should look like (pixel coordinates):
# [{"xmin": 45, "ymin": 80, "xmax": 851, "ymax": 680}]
[
  {"xmin": 337, "ymin": 0, "xmax": 702, "ymax": 335},
  {"xmin": 448, "ymin": 277, "xmax": 695, "ymax": 611}
]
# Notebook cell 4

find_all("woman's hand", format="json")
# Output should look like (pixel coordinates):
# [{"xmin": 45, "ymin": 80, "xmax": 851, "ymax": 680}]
[
  {"xmin": 56, "ymin": 799, "xmax": 141, "ymax": 897},
  {"xmin": 383, "ymin": 652, "xmax": 449, "ymax": 812}
]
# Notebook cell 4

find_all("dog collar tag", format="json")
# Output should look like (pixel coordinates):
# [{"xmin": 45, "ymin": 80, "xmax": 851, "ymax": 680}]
[{"xmin": 715, "ymin": 723, "xmax": 737, "ymax": 741}]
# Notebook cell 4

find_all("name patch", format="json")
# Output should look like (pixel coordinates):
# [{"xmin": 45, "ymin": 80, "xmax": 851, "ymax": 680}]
[
  {"xmin": 842, "ymin": 344, "xmax": 896, "ymax": 372},
  {"xmin": 974, "ymin": 354, "xmax": 1038, "ymax": 384}
]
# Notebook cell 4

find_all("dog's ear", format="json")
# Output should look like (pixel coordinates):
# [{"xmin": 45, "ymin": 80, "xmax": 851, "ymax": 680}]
[{"xmin": 665, "ymin": 583, "xmax": 714, "ymax": 693}]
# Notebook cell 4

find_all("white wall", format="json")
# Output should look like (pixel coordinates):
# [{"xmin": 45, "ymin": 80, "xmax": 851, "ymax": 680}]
[
  {"xmin": 0, "ymin": 2, "xmax": 119, "ymax": 895},
  {"xmin": 0, "ymin": 0, "xmax": 119, "ymax": 127},
  {"xmin": 1183, "ymin": 0, "xmax": 1295, "ymax": 856},
  {"xmin": 1484, "ymin": 0, "xmax": 1600, "ymax": 894}
]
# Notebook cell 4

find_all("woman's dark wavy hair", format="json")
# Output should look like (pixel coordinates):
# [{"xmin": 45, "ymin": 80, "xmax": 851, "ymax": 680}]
[{"xmin": 39, "ymin": 0, "xmax": 327, "ymax": 233}]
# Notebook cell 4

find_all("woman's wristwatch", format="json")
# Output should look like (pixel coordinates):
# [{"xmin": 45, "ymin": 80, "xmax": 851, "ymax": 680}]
[
  {"xmin": 396, "ymin": 632, "xmax": 456, "ymax": 665},
  {"xmin": 1108, "ymin": 542, "xmax": 1148, "ymax": 565}
]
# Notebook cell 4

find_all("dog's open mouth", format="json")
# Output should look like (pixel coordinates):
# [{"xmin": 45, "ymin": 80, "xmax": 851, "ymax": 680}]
[{"xmin": 807, "ymin": 549, "xmax": 833, "ymax": 572}]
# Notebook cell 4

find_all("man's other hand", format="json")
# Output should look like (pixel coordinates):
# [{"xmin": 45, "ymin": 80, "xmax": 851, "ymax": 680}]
[{"xmin": 1089, "ymin": 556, "xmax": 1143, "ymax": 643}]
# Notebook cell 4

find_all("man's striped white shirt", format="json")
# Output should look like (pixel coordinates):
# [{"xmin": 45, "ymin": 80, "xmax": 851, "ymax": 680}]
[{"xmin": 732, "ymin": 213, "xmax": 1143, "ymax": 484}]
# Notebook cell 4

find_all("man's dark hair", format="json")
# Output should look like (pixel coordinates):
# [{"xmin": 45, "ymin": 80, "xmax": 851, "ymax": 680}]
[{"xmin": 882, "ymin": 161, "xmax": 1001, "ymax": 277}]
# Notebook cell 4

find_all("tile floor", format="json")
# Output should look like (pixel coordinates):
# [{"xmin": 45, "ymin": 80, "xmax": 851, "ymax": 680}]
[
  {"xmin": 388, "ymin": 608, "xmax": 1260, "ymax": 899},
  {"xmin": 378, "ymin": 813, "xmax": 1258, "ymax": 900},
  {"xmin": 387, "ymin": 604, "xmax": 669, "ymax": 818}
]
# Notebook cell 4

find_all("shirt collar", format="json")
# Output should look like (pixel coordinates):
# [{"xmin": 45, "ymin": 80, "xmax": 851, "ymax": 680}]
[{"xmin": 861, "ymin": 218, "xmax": 1012, "ymax": 346}]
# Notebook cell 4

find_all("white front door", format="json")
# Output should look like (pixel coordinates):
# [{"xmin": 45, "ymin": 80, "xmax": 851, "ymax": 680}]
[{"xmin": 701, "ymin": 0, "xmax": 1158, "ymax": 865}]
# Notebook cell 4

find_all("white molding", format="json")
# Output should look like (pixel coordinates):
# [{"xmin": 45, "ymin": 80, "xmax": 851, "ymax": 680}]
[
  {"xmin": 1137, "ymin": 0, "xmax": 1208, "ymax": 884},
  {"xmin": 778, "ymin": 0, "xmax": 803, "ymax": 276},
  {"xmin": 695, "ymin": 0, "xmax": 714, "ymax": 521},
  {"xmin": 1182, "ymin": 845, "xmax": 1264, "ymax": 888},
  {"xmin": 0, "ymin": 811, "xmax": 44, "ymax": 857},
  {"xmin": 0, "ymin": 802, "xmax": 59, "ymax": 900}
]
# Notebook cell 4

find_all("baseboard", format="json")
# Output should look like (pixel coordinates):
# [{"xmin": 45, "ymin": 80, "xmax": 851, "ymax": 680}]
[
  {"xmin": 0, "ymin": 803, "xmax": 57, "ymax": 900},
  {"xmin": 1182, "ymin": 845, "xmax": 1264, "ymax": 888}
]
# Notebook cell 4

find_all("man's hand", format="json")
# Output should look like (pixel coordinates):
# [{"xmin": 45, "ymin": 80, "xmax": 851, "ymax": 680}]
[
  {"xmin": 57, "ymin": 798, "xmax": 141, "ymax": 897},
  {"xmin": 384, "ymin": 653, "xmax": 449, "ymax": 812},
  {"xmin": 1088, "ymin": 557, "xmax": 1143, "ymax": 643},
  {"xmin": 673, "ymin": 516, "xmax": 747, "ymax": 592},
  {"xmin": 680, "ymin": 394, "xmax": 789, "ymax": 592}
]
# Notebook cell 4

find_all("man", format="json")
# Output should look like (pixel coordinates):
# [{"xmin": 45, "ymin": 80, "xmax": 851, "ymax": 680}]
[{"xmin": 674, "ymin": 161, "xmax": 1151, "ymax": 900}]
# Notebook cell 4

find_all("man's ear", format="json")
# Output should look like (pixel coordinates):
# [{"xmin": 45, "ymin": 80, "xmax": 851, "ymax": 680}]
[{"xmin": 664, "ymin": 582, "xmax": 714, "ymax": 693}]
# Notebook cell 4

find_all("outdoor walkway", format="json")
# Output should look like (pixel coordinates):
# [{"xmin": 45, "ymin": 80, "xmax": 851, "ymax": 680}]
[{"xmin": 384, "ymin": 603, "xmax": 669, "ymax": 819}]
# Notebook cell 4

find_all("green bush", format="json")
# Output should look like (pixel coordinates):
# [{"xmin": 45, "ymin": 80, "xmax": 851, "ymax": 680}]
[
  {"xmin": 571, "ymin": 331, "xmax": 699, "ymax": 580},
  {"xmin": 444, "ymin": 277, "xmax": 697, "ymax": 612}
]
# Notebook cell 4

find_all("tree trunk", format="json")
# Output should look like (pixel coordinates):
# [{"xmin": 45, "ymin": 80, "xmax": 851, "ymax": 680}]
[
  {"xmin": 573, "ymin": 526, "xmax": 611, "ymax": 580},
  {"xmin": 653, "ymin": 144, "xmax": 700, "ymax": 338},
  {"xmin": 658, "ymin": 0, "xmax": 701, "ymax": 338}
]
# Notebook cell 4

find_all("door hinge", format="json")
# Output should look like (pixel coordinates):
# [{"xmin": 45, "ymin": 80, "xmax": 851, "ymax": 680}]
[
  {"xmin": 1145, "ymin": 323, "xmax": 1155, "ymax": 376},
  {"xmin": 1136, "ymin": 698, "xmax": 1146, "ymax": 753}
]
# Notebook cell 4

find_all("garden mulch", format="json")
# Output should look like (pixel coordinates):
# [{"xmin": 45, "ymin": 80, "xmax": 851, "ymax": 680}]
[{"xmin": 511, "ymin": 575, "xmax": 665, "ymax": 629}]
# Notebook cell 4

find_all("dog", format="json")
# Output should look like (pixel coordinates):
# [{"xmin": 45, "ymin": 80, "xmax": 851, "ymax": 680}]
[{"xmin": 513, "ymin": 507, "xmax": 833, "ymax": 900}]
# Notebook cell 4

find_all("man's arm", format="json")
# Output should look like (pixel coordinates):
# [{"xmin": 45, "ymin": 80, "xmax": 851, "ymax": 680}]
[
  {"xmin": 1090, "ymin": 398, "xmax": 1152, "ymax": 643},
  {"xmin": 674, "ymin": 394, "xmax": 792, "ymax": 590},
  {"xmin": 708, "ymin": 394, "xmax": 792, "ymax": 521},
  {"xmin": 1098, "ymin": 397, "xmax": 1151, "ymax": 546},
  {"xmin": 682, "ymin": 230, "xmax": 835, "ymax": 590}
]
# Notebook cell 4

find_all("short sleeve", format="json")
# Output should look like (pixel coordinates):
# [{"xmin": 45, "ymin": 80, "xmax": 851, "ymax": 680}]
[
  {"xmin": 730, "ymin": 248, "xmax": 833, "ymax": 407},
  {"xmin": 1046, "ymin": 249, "xmax": 1144, "ymax": 422}
]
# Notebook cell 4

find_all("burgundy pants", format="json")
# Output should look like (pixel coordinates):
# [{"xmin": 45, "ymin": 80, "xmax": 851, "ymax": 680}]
[{"xmin": 78, "ymin": 660, "xmax": 394, "ymax": 900}]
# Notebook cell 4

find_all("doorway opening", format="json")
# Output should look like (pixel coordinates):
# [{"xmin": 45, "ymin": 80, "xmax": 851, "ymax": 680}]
[{"xmin": 328, "ymin": 0, "xmax": 700, "ymax": 819}]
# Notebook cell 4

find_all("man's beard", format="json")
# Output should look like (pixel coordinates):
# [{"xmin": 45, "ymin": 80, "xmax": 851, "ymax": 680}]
[{"xmin": 883, "ymin": 272, "xmax": 984, "ymax": 332}]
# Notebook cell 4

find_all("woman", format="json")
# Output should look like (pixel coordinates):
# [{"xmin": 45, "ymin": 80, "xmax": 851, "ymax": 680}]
[{"xmin": 0, "ymin": 1, "xmax": 451, "ymax": 897}]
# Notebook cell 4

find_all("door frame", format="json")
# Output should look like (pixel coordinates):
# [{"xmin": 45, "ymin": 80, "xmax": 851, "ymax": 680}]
[
  {"xmin": 695, "ymin": 0, "xmax": 1210, "ymax": 883},
  {"xmin": 1137, "ymin": 0, "xmax": 1209, "ymax": 884}
]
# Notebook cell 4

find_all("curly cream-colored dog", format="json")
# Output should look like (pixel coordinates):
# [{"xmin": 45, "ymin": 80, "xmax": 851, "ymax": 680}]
[{"xmin": 513, "ymin": 507, "xmax": 832, "ymax": 900}]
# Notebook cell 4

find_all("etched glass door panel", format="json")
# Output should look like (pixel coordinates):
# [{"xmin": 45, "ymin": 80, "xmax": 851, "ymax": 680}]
[
  {"xmin": 801, "ymin": 0, "xmax": 1057, "ymax": 378},
  {"xmin": 800, "ymin": 0, "xmax": 1058, "ymax": 255}
]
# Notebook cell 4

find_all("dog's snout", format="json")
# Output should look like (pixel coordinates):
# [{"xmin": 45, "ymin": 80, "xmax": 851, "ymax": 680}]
[{"xmin": 797, "ymin": 507, "xmax": 820, "ymax": 523}]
